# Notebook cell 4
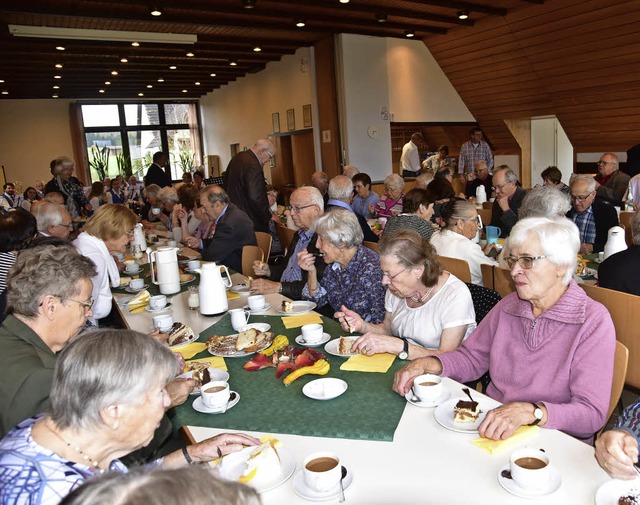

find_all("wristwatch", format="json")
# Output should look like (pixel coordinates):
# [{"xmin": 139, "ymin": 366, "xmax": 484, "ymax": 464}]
[
  {"xmin": 528, "ymin": 402, "xmax": 544, "ymax": 426},
  {"xmin": 398, "ymin": 339, "xmax": 409, "ymax": 360}
]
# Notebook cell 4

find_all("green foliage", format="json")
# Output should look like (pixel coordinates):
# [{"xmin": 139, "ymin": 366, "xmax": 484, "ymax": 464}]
[
  {"xmin": 116, "ymin": 153, "xmax": 132, "ymax": 179},
  {"xmin": 89, "ymin": 146, "xmax": 110, "ymax": 181},
  {"xmin": 173, "ymin": 149, "xmax": 195, "ymax": 175}
]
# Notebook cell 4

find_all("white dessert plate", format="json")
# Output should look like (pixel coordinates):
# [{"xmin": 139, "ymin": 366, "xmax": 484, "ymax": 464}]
[
  {"xmin": 239, "ymin": 323, "xmax": 271, "ymax": 333},
  {"xmin": 207, "ymin": 334, "xmax": 271, "ymax": 358},
  {"xmin": 295, "ymin": 333, "xmax": 331, "ymax": 347},
  {"xmin": 434, "ymin": 396, "xmax": 500, "ymax": 434},
  {"xmin": 217, "ymin": 445, "xmax": 296, "ymax": 494},
  {"xmin": 192, "ymin": 391, "xmax": 240, "ymax": 414},
  {"xmin": 276, "ymin": 301, "xmax": 317, "ymax": 315},
  {"xmin": 595, "ymin": 478, "xmax": 640, "ymax": 505},
  {"xmin": 498, "ymin": 463, "xmax": 561, "ymax": 498},
  {"xmin": 180, "ymin": 274, "xmax": 196, "ymax": 284},
  {"xmin": 177, "ymin": 368, "xmax": 229, "ymax": 395},
  {"xmin": 167, "ymin": 328, "xmax": 198, "ymax": 349},
  {"xmin": 243, "ymin": 303, "xmax": 271, "ymax": 314},
  {"xmin": 115, "ymin": 296, "xmax": 133, "ymax": 307},
  {"xmin": 230, "ymin": 283, "xmax": 251, "ymax": 295},
  {"xmin": 292, "ymin": 465, "xmax": 353, "ymax": 502},
  {"xmin": 404, "ymin": 387, "xmax": 452, "ymax": 408},
  {"xmin": 576, "ymin": 267, "xmax": 597, "ymax": 278},
  {"xmin": 145, "ymin": 302, "xmax": 173, "ymax": 313},
  {"xmin": 125, "ymin": 284, "xmax": 149, "ymax": 293},
  {"xmin": 303, "ymin": 378, "xmax": 348, "ymax": 400},
  {"xmin": 324, "ymin": 337, "xmax": 359, "ymax": 358}
]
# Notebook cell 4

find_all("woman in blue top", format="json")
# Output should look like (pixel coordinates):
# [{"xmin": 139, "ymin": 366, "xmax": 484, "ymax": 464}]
[{"xmin": 352, "ymin": 173, "xmax": 380, "ymax": 219}]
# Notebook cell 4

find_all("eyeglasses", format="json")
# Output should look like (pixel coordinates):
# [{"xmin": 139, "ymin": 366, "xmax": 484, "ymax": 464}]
[
  {"xmin": 461, "ymin": 216, "xmax": 480, "ymax": 224},
  {"xmin": 64, "ymin": 297, "xmax": 95, "ymax": 311},
  {"xmin": 58, "ymin": 222, "xmax": 73, "ymax": 229},
  {"xmin": 382, "ymin": 267, "xmax": 407, "ymax": 283},
  {"xmin": 504, "ymin": 256, "xmax": 547, "ymax": 270},
  {"xmin": 291, "ymin": 204, "xmax": 315, "ymax": 213},
  {"xmin": 596, "ymin": 160, "xmax": 613, "ymax": 166},
  {"xmin": 570, "ymin": 192, "xmax": 594, "ymax": 202},
  {"xmin": 265, "ymin": 150, "xmax": 275, "ymax": 161},
  {"xmin": 493, "ymin": 182, "xmax": 513, "ymax": 191}
]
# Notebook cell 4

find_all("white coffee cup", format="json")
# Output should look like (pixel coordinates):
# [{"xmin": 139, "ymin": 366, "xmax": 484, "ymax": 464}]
[
  {"xmin": 167, "ymin": 240, "xmax": 177, "ymax": 247},
  {"xmin": 188, "ymin": 259, "xmax": 201, "ymax": 271},
  {"xmin": 149, "ymin": 295, "xmax": 167, "ymax": 310},
  {"xmin": 129, "ymin": 278, "xmax": 144, "ymax": 290},
  {"xmin": 247, "ymin": 295, "xmax": 266, "ymax": 311},
  {"xmin": 125, "ymin": 261, "xmax": 139, "ymax": 273},
  {"xmin": 301, "ymin": 323, "xmax": 323, "ymax": 343},
  {"xmin": 303, "ymin": 452, "xmax": 342, "ymax": 492},
  {"xmin": 229, "ymin": 308, "xmax": 251, "ymax": 331},
  {"xmin": 509, "ymin": 448, "xmax": 551, "ymax": 490},
  {"xmin": 598, "ymin": 251, "xmax": 604, "ymax": 262},
  {"xmin": 412, "ymin": 374, "xmax": 443, "ymax": 402},
  {"xmin": 151, "ymin": 207, "xmax": 161, "ymax": 215},
  {"xmin": 153, "ymin": 314, "xmax": 173, "ymax": 332},
  {"xmin": 201, "ymin": 381, "xmax": 230, "ymax": 409}
]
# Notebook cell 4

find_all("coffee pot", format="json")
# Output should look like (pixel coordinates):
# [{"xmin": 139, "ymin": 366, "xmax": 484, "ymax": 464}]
[
  {"xmin": 475, "ymin": 185, "xmax": 487, "ymax": 205},
  {"xmin": 603, "ymin": 226, "xmax": 627, "ymax": 260},
  {"xmin": 148, "ymin": 246, "xmax": 180, "ymax": 295},
  {"xmin": 131, "ymin": 223, "xmax": 147, "ymax": 252},
  {"xmin": 197, "ymin": 262, "xmax": 232, "ymax": 316}
]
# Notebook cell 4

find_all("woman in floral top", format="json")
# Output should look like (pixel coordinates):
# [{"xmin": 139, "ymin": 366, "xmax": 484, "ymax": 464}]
[
  {"xmin": 298, "ymin": 208, "xmax": 386, "ymax": 323},
  {"xmin": 372, "ymin": 173, "xmax": 405, "ymax": 219}
]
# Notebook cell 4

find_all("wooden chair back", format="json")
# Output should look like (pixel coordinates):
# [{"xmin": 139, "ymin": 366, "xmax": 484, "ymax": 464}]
[
  {"xmin": 482, "ymin": 201, "xmax": 493, "ymax": 209},
  {"xmin": 275, "ymin": 223, "xmax": 296, "ymax": 255},
  {"xmin": 580, "ymin": 284, "xmax": 640, "ymax": 389},
  {"xmin": 608, "ymin": 341, "xmax": 629, "ymax": 423},
  {"xmin": 242, "ymin": 245, "xmax": 264, "ymax": 277},
  {"xmin": 363, "ymin": 241, "xmax": 379, "ymax": 253},
  {"xmin": 437, "ymin": 255, "xmax": 472, "ymax": 283},
  {"xmin": 619, "ymin": 211, "xmax": 634, "ymax": 247},
  {"xmin": 477, "ymin": 208, "xmax": 492, "ymax": 227},
  {"xmin": 480, "ymin": 264, "xmax": 516, "ymax": 297},
  {"xmin": 255, "ymin": 231, "xmax": 273, "ymax": 258}
]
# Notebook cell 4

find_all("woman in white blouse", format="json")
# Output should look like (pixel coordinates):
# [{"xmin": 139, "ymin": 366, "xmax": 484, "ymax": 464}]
[{"xmin": 430, "ymin": 198, "xmax": 498, "ymax": 286}]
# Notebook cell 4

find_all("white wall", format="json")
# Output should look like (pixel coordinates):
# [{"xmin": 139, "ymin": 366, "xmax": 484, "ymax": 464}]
[
  {"xmin": 531, "ymin": 117, "xmax": 574, "ymax": 186},
  {"xmin": 199, "ymin": 47, "xmax": 316, "ymax": 176}
]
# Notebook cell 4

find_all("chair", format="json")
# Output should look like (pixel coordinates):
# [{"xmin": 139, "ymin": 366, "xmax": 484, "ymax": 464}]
[
  {"xmin": 363, "ymin": 241, "xmax": 379, "ymax": 253},
  {"xmin": 480, "ymin": 264, "xmax": 516, "ymax": 298},
  {"xmin": 606, "ymin": 341, "xmax": 629, "ymax": 428},
  {"xmin": 255, "ymin": 231, "xmax": 273, "ymax": 258},
  {"xmin": 482, "ymin": 201, "xmax": 493, "ymax": 209},
  {"xmin": 275, "ymin": 223, "xmax": 296, "ymax": 255},
  {"xmin": 619, "ymin": 211, "xmax": 634, "ymax": 247},
  {"xmin": 580, "ymin": 284, "xmax": 640, "ymax": 390},
  {"xmin": 437, "ymin": 255, "xmax": 472, "ymax": 283},
  {"xmin": 242, "ymin": 245, "xmax": 264, "ymax": 277},
  {"xmin": 477, "ymin": 208, "xmax": 492, "ymax": 227}
]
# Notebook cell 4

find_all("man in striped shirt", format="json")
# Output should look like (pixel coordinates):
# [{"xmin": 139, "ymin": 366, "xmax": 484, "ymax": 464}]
[{"xmin": 458, "ymin": 127, "xmax": 493, "ymax": 175}]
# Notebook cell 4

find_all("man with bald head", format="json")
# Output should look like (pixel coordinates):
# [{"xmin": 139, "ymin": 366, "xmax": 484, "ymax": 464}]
[
  {"xmin": 594, "ymin": 152, "xmax": 630, "ymax": 207},
  {"xmin": 311, "ymin": 171, "xmax": 329, "ymax": 206},
  {"xmin": 224, "ymin": 138, "xmax": 276, "ymax": 233},
  {"xmin": 35, "ymin": 203, "xmax": 73, "ymax": 239}
]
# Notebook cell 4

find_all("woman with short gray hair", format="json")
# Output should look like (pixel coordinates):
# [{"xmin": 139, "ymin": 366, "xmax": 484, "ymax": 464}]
[
  {"xmin": 298, "ymin": 208, "xmax": 386, "ymax": 323},
  {"xmin": 0, "ymin": 329, "xmax": 260, "ymax": 504},
  {"xmin": 518, "ymin": 186, "xmax": 571, "ymax": 220},
  {"xmin": 373, "ymin": 173, "xmax": 405, "ymax": 219},
  {"xmin": 44, "ymin": 157, "xmax": 91, "ymax": 218}
]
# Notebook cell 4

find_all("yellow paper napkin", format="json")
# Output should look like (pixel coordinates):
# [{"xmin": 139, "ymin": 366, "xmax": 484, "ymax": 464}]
[
  {"xmin": 281, "ymin": 313, "xmax": 323, "ymax": 329},
  {"xmin": 472, "ymin": 425, "xmax": 539, "ymax": 454},
  {"xmin": 226, "ymin": 291, "xmax": 241, "ymax": 300},
  {"xmin": 184, "ymin": 355, "xmax": 228, "ymax": 372},
  {"xmin": 340, "ymin": 353, "xmax": 396, "ymax": 373},
  {"xmin": 172, "ymin": 342, "xmax": 207, "ymax": 360}
]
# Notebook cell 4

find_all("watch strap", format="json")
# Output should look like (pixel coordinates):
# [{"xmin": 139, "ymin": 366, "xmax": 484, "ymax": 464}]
[
  {"xmin": 528, "ymin": 402, "xmax": 543, "ymax": 426},
  {"xmin": 398, "ymin": 339, "xmax": 409, "ymax": 360}
]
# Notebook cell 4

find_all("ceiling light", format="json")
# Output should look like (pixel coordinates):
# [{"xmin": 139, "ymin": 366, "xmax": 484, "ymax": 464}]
[
  {"xmin": 376, "ymin": 14, "xmax": 387, "ymax": 23},
  {"xmin": 182, "ymin": 89, "xmax": 188, "ymax": 93},
  {"xmin": 105, "ymin": 81, "xmax": 111, "ymax": 85},
  {"xmin": 253, "ymin": 45, "xmax": 261, "ymax": 52},
  {"xmin": 210, "ymin": 73, "xmax": 216, "ymax": 77},
  {"xmin": 120, "ymin": 58, "xmax": 128, "ymax": 63},
  {"xmin": 52, "ymin": 94, "xmax": 58, "ymax": 98},
  {"xmin": 340, "ymin": 0, "xmax": 350, "ymax": 3},
  {"xmin": 99, "ymin": 89, "xmax": 105, "ymax": 93},
  {"xmin": 186, "ymin": 52, "xmax": 194, "ymax": 57},
  {"xmin": 147, "ymin": 84, "xmax": 153, "ymax": 88},
  {"xmin": 295, "ymin": 19, "xmax": 306, "ymax": 28},
  {"xmin": 54, "ymin": 75, "xmax": 61, "ymax": 79},
  {"xmin": 55, "ymin": 63, "xmax": 63, "ymax": 68},
  {"xmin": 2, "ymin": 91, "xmax": 8, "ymax": 95},
  {"xmin": 230, "ymin": 61, "xmax": 237, "ymax": 66},
  {"xmin": 138, "ymin": 92, "xmax": 144, "ymax": 96},
  {"xmin": 405, "ymin": 30, "xmax": 415, "ymax": 38},
  {"xmin": 0, "ymin": 80, "xmax": 4, "ymax": 83},
  {"xmin": 169, "ymin": 65, "xmax": 177, "ymax": 69},
  {"xmin": 150, "ymin": 6, "xmax": 162, "ymax": 16},
  {"xmin": 132, "ymin": 41, "xmax": 140, "ymax": 47},
  {"xmin": 53, "ymin": 85, "xmax": 59, "ymax": 89},
  {"xmin": 158, "ymin": 78, "xmax": 165, "ymax": 82},
  {"xmin": 195, "ymin": 81, "xmax": 200, "ymax": 85},
  {"xmin": 457, "ymin": 10, "xmax": 469, "ymax": 20},
  {"xmin": 9, "ymin": 25, "xmax": 196, "ymax": 45},
  {"xmin": 243, "ymin": 0, "xmax": 256, "ymax": 9},
  {"xmin": 111, "ymin": 70, "xmax": 118, "ymax": 75}
]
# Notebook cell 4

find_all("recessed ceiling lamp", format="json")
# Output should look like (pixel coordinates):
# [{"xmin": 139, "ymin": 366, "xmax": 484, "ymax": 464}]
[
  {"xmin": 150, "ymin": 6, "xmax": 162, "ymax": 16},
  {"xmin": 138, "ymin": 92, "xmax": 144, "ymax": 96},
  {"xmin": 52, "ymin": 94, "xmax": 58, "ymax": 98},
  {"xmin": 55, "ymin": 63, "xmax": 63, "ymax": 68},
  {"xmin": 56, "ymin": 46, "xmax": 65, "ymax": 50},
  {"xmin": 405, "ymin": 30, "xmax": 415, "ymax": 38},
  {"xmin": 132, "ymin": 41, "xmax": 140, "ymax": 47},
  {"xmin": 376, "ymin": 14, "xmax": 387, "ymax": 23},
  {"xmin": 182, "ymin": 89, "xmax": 188, "ymax": 93},
  {"xmin": 99, "ymin": 89, "xmax": 105, "ymax": 93},
  {"xmin": 457, "ymin": 10, "xmax": 469, "ymax": 20},
  {"xmin": 0, "ymin": 80, "xmax": 4, "ymax": 83},
  {"xmin": 158, "ymin": 78, "xmax": 165, "ymax": 82},
  {"xmin": 229, "ymin": 61, "xmax": 237, "ymax": 66},
  {"xmin": 2, "ymin": 91, "xmax": 9, "ymax": 95},
  {"xmin": 253, "ymin": 45, "xmax": 261, "ymax": 52},
  {"xmin": 340, "ymin": 0, "xmax": 349, "ymax": 3},
  {"xmin": 120, "ymin": 58, "xmax": 128, "ymax": 63},
  {"xmin": 169, "ymin": 65, "xmax": 177, "ymax": 69},
  {"xmin": 295, "ymin": 19, "xmax": 306, "ymax": 28},
  {"xmin": 186, "ymin": 52, "xmax": 194, "ymax": 57},
  {"xmin": 210, "ymin": 73, "xmax": 216, "ymax": 77},
  {"xmin": 111, "ymin": 71, "xmax": 118, "ymax": 75},
  {"xmin": 195, "ymin": 81, "xmax": 200, "ymax": 85},
  {"xmin": 243, "ymin": 0, "xmax": 256, "ymax": 9},
  {"xmin": 147, "ymin": 84, "xmax": 153, "ymax": 88},
  {"xmin": 54, "ymin": 75, "xmax": 62, "ymax": 79},
  {"xmin": 53, "ymin": 85, "xmax": 59, "ymax": 89}
]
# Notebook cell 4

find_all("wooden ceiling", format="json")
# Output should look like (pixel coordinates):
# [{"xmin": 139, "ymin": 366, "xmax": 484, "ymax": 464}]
[{"xmin": 0, "ymin": 0, "xmax": 534, "ymax": 100}]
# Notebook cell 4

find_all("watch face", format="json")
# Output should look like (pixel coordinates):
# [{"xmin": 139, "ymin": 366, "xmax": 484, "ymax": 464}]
[
  {"xmin": 399, "ymin": 351, "xmax": 408, "ymax": 360},
  {"xmin": 534, "ymin": 408, "xmax": 543, "ymax": 420}
]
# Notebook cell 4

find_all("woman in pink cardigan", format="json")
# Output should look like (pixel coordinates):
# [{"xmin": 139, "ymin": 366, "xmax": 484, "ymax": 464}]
[{"xmin": 393, "ymin": 217, "xmax": 615, "ymax": 442}]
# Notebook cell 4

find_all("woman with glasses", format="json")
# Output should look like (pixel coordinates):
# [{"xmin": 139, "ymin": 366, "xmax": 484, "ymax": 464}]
[
  {"xmin": 430, "ymin": 198, "xmax": 498, "ymax": 286},
  {"xmin": 393, "ymin": 217, "xmax": 615, "ymax": 443},
  {"xmin": 336, "ymin": 229, "xmax": 475, "ymax": 359},
  {"xmin": 74, "ymin": 204, "xmax": 138, "ymax": 326}
]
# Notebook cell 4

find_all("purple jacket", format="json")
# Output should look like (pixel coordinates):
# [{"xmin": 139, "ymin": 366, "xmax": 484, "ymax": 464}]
[{"xmin": 438, "ymin": 280, "xmax": 615, "ymax": 440}]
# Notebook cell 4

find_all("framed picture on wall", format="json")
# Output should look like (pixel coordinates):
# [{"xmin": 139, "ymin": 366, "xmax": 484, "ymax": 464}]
[
  {"xmin": 287, "ymin": 108, "xmax": 295, "ymax": 131},
  {"xmin": 303, "ymin": 104, "xmax": 312, "ymax": 128},
  {"xmin": 272, "ymin": 112, "xmax": 280, "ymax": 134}
]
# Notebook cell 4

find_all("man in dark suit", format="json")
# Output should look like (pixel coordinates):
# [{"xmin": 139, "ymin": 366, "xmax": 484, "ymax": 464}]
[
  {"xmin": 145, "ymin": 151, "xmax": 172, "ymax": 188},
  {"xmin": 567, "ymin": 174, "xmax": 618, "ymax": 254},
  {"xmin": 223, "ymin": 138, "xmax": 275, "ymax": 233},
  {"xmin": 598, "ymin": 210, "xmax": 640, "ymax": 296},
  {"xmin": 490, "ymin": 167, "xmax": 526, "ymax": 237},
  {"xmin": 187, "ymin": 185, "xmax": 256, "ymax": 273},
  {"xmin": 326, "ymin": 175, "xmax": 379, "ymax": 243}
]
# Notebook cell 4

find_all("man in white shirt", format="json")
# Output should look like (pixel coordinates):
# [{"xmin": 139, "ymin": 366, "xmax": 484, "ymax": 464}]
[{"xmin": 400, "ymin": 132, "xmax": 424, "ymax": 178}]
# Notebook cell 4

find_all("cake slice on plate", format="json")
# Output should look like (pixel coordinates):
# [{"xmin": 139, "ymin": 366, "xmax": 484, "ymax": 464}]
[{"xmin": 453, "ymin": 399, "xmax": 480, "ymax": 423}]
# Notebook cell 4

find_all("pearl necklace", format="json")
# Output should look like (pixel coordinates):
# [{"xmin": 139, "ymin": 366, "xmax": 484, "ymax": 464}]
[
  {"xmin": 410, "ymin": 285, "xmax": 435, "ymax": 304},
  {"xmin": 45, "ymin": 421, "xmax": 103, "ymax": 472}
]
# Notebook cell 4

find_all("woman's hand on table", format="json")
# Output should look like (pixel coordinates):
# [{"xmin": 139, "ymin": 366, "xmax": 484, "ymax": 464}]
[
  {"xmin": 166, "ymin": 378, "xmax": 195, "ymax": 408},
  {"xmin": 352, "ymin": 333, "xmax": 402, "ymax": 357},
  {"xmin": 478, "ymin": 402, "xmax": 545, "ymax": 440},
  {"xmin": 595, "ymin": 429, "xmax": 640, "ymax": 479},
  {"xmin": 252, "ymin": 260, "xmax": 271, "ymax": 277},
  {"xmin": 392, "ymin": 358, "xmax": 442, "ymax": 396},
  {"xmin": 250, "ymin": 278, "xmax": 280, "ymax": 294},
  {"xmin": 297, "ymin": 249, "xmax": 317, "ymax": 273},
  {"xmin": 190, "ymin": 433, "xmax": 262, "ymax": 462},
  {"xmin": 334, "ymin": 305, "xmax": 364, "ymax": 333}
]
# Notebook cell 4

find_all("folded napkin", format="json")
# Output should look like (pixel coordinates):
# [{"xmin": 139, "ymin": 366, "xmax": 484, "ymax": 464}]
[
  {"xmin": 340, "ymin": 353, "xmax": 395, "ymax": 373},
  {"xmin": 172, "ymin": 342, "xmax": 207, "ymax": 359},
  {"xmin": 184, "ymin": 355, "xmax": 228, "ymax": 371},
  {"xmin": 226, "ymin": 291, "xmax": 241, "ymax": 300},
  {"xmin": 281, "ymin": 313, "xmax": 323, "ymax": 329},
  {"xmin": 472, "ymin": 425, "xmax": 539, "ymax": 454}
]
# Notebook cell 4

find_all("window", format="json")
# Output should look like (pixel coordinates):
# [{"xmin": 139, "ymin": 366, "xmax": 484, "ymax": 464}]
[{"xmin": 81, "ymin": 102, "xmax": 201, "ymax": 183}]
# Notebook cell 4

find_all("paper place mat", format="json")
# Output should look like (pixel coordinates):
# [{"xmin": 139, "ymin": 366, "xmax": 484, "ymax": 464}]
[
  {"xmin": 172, "ymin": 342, "xmax": 207, "ymax": 360},
  {"xmin": 472, "ymin": 425, "xmax": 539, "ymax": 454},
  {"xmin": 226, "ymin": 291, "xmax": 241, "ymax": 300},
  {"xmin": 281, "ymin": 313, "xmax": 323, "ymax": 329},
  {"xmin": 340, "ymin": 353, "xmax": 396, "ymax": 373},
  {"xmin": 184, "ymin": 355, "xmax": 228, "ymax": 372}
]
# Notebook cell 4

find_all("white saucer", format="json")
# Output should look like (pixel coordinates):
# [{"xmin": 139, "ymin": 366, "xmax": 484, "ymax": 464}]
[
  {"xmin": 145, "ymin": 302, "xmax": 173, "ymax": 313},
  {"xmin": 404, "ymin": 387, "xmax": 451, "ymax": 408},
  {"xmin": 243, "ymin": 303, "xmax": 271, "ymax": 314},
  {"xmin": 125, "ymin": 284, "xmax": 148, "ymax": 293},
  {"xmin": 295, "ymin": 333, "xmax": 331, "ymax": 347},
  {"xmin": 124, "ymin": 268, "xmax": 143, "ymax": 275},
  {"xmin": 192, "ymin": 392, "xmax": 240, "ymax": 414},
  {"xmin": 303, "ymin": 378, "xmax": 348, "ymax": 400},
  {"xmin": 292, "ymin": 466, "xmax": 353, "ymax": 501},
  {"xmin": 498, "ymin": 463, "xmax": 561, "ymax": 498},
  {"xmin": 238, "ymin": 323, "xmax": 271, "ymax": 333},
  {"xmin": 177, "ymin": 369, "xmax": 229, "ymax": 395}
]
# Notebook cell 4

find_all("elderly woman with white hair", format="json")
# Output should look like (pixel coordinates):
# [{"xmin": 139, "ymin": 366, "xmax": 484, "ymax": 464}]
[
  {"xmin": 372, "ymin": 173, "xmax": 405, "ymax": 219},
  {"xmin": 393, "ymin": 217, "xmax": 615, "ymax": 442},
  {"xmin": 298, "ymin": 208, "xmax": 386, "ymax": 324},
  {"xmin": 44, "ymin": 156, "xmax": 91, "ymax": 218},
  {"xmin": 0, "ymin": 329, "xmax": 259, "ymax": 504}
]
